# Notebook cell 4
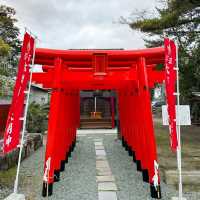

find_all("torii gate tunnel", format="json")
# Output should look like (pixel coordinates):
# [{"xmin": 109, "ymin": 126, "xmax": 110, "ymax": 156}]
[{"xmin": 32, "ymin": 47, "xmax": 165, "ymax": 199}]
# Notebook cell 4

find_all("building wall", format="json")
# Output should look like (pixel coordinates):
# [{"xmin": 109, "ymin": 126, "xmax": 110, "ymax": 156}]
[{"xmin": 30, "ymin": 87, "xmax": 49, "ymax": 105}]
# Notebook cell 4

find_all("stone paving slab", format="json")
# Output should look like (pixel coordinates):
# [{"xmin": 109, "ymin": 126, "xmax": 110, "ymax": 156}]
[
  {"xmin": 96, "ymin": 166, "xmax": 111, "ymax": 172},
  {"xmin": 98, "ymin": 182, "xmax": 118, "ymax": 191},
  {"xmin": 96, "ymin": 160, "xmax": 109, "ymax": 164},
  {"xmin": 95, "ymin": 144, "xmax": 104, "ymax": 147},
  {"xmin": 96, "ymin": 149, "xmax": 106, "ymax": 156},
  {"xmin": 96, "ymin": 175, "xmax": 115, "ymax": 182},
  {"xmin": 96, "ymin": 168, "xmax": 112, "ymax": 176},
  {"xmin": 96, "ymin": 164, "xmax": 110, "ymax": 169},
  {"xmin": 4, "ymin": 193, "xmax": 25, "ymax": 200},
  {"xmin": 95, "ymin": 142, "xmax": 103, "ymax": 146},
  {"xmin": 94, "ymin": 138, "xmax": 103, "ymax": 142},
  {"xmin": 95, "ymin": 146, "xmax": 105, "ymax": 150},
  {"xmin": 98, "ymin": 191, "xmax": 117, "ymax": 200},
  {"xmin": 96, "ymin": 155, "xmax": 107, "ymax": 160},
  {"xmin": 96, "ymin": 161, "xmax": 110, "ymax": 168}
]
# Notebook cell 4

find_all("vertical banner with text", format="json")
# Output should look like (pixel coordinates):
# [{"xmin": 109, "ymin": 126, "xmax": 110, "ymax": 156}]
[
  {"xmin": 164, "ymin": 38, "xmax": 178, "ymax": 152},
  {"xmin": 3, "ymin": 33, "xmax": 35, "ymax": 153}
]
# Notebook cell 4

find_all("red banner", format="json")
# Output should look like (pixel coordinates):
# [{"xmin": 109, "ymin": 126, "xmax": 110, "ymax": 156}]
[
  {"xmin": 3, "ymin": 33, "xmax": 35, "ymax": 153},
  {"xmin": 164, "ymin": 38, "xmax": 178, "ymax": 152}
]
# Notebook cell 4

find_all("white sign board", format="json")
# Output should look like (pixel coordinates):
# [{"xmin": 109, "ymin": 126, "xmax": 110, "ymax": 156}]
[{"xmin": 162, "ymin": 105, "xmax": 191, "ymax": 126}]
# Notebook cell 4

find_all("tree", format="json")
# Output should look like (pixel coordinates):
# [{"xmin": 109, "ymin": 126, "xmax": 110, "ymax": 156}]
[
  {"xmin": 0, "ymin": 5, "xmax": 21, "ymax": 75},
  {"xmin": 125, "ymin": 0, "xmax": 200, "ymax": 104},
  {"xmin": 0, "ymin": 38, "xmax": 10, "ymax": 57}
]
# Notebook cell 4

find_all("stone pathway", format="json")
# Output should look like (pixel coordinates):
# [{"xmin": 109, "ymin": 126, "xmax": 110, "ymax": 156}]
[
  {"xmin": 94, "ymin": 138, "xmax": 118, "ymax": 200},
  {"xmin": 2, "ymin": 129, "xmax": 199, "ymax": 200}
]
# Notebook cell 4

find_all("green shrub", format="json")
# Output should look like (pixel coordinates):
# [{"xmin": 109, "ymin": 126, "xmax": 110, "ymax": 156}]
[{"xmin": 27, "ymin": 102, "xmax": 48, "ymax": 133}]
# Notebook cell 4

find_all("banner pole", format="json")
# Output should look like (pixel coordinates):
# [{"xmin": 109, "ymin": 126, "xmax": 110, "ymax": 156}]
[
  {"xmin": 13, "ymin": 36, "xmax": 36, "ymax": 194},
  {"xmin": 175, "ymin": 40, "xmax": 183, "ymax": 200}
]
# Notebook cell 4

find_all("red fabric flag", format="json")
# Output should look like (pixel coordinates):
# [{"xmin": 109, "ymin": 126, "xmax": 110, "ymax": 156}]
[
  {"xmin": 3, "ymin": 33, "xmax": 35, "ymax": 153},
  {"xmin": 164, "ymin": 38, "xmax": 178, "ymax": 152}
]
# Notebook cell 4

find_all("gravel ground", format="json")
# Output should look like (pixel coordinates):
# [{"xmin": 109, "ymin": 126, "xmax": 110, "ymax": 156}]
[
  {"xmin": 1, "ymin": 132, "xmax": 200, "ymax": 200},
  {"xmin": 18, "ymin": 135, "xmax": 98, "ymax": 200},
  {"xmin": 0, "ymin": 186, "xmax": 12, "ymax": 200}
]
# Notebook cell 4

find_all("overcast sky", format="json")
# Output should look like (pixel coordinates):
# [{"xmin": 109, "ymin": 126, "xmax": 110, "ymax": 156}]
[{"xmin": 1, "ymin": 0, "xmax": 158, "ymax": 50}]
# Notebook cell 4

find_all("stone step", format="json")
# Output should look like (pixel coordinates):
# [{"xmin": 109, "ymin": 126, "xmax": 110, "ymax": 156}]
[
  {"xmin": 80, "ymin": 125, "xmax": 112, "ymax": 129},
  {"xmin": 80, "ymin": 117, "xmax": 112, "ymax": 129},
  {"xmin": 80, "ymin": 121, "xmax": 112, "ymax": 124},
  {"xmin": 80, "ymin": 122, "xmax": 112, "ymax": 129},
  {"xmin": 80, "ymin": 118, "xmax": 112, "ymax": 122}
]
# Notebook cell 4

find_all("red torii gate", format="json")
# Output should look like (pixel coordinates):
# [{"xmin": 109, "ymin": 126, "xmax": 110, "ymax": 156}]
[{"xmin": 32, "ymin": 47, "xmax": 165, "ymax": 199}]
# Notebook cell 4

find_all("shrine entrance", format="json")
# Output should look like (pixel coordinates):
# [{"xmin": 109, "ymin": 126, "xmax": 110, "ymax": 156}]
[
  {"xmin": 80, "ymin": 90, "xmax": 115, "ymax": 129},
  {"xmin": 32, "ymin": 48, "xmax": 165, "ymax": 199}
]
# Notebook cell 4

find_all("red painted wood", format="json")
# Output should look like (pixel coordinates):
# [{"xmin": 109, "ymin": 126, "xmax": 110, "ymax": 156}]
[
  {"xmin": 32, "ymin": 47, "xmax": 165, "ymax": 194},
  {"xmin": 137, "ymin": 57, "xmax": 160, "ymax": 184}
]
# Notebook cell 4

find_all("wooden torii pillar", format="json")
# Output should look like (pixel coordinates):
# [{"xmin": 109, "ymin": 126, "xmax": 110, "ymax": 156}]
[{"xmin": 32, "ymin": 48, "xmax": 165, "ymax": 199}]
